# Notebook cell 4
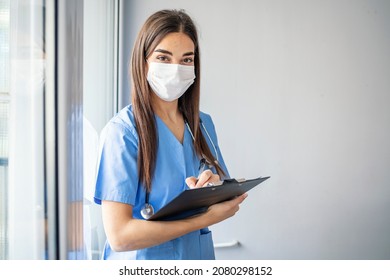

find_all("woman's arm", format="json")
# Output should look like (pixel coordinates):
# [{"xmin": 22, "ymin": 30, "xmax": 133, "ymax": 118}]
[{"xmin": 102, "ymin": 193, "xmax": 247, "ymax": 252}]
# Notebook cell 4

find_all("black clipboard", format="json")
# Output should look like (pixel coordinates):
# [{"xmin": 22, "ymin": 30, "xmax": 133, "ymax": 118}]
[{"xmin": 148, "ymin": 176, "xmax": 270, "ymax": 221}]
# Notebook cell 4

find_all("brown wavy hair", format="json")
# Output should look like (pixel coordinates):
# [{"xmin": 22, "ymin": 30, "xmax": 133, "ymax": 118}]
[{"xmin": 130, "ymin": 9, "xmax": 225, "ymax": 192}]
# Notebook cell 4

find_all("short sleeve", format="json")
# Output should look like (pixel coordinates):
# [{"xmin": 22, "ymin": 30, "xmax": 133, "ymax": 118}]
[{"xmin": 94, "ymin": 121, "xmax": 139, "ymax": 205}]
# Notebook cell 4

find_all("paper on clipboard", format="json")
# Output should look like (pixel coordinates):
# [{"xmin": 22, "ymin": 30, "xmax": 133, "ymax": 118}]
[{"xmin": 148, "ymin": 176, "xmax": 270, "ymax": 221}]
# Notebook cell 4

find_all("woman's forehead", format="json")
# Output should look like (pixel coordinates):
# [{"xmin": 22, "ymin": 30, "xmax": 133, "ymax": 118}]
[{"xmin": 154, "ymin": 32, "xmax": 195, "ymax": 54}]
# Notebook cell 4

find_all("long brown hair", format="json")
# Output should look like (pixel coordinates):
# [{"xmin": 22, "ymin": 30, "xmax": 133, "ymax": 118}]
[{"xmin": 130, "ymin": 9, "xmax": 225, "ymax": 192}]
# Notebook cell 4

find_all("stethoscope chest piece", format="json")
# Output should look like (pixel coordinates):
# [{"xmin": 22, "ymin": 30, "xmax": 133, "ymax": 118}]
[
  {"xmin": 140, "ymin": 118, "xmax": 219, "ymax": 220},
  {"xmin": 140, "ymin": 203, "xmax": 155, "ymax": 220}
]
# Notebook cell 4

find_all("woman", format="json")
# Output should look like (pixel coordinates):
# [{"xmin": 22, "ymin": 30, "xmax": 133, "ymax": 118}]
[{"xmin": 94, "ymin": 9, "xmax": 247, "ymax": 260}]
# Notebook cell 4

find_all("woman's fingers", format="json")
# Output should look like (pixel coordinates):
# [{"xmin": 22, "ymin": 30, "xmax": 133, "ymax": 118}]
[
  {"xmin": 195, "ymin": 170, "xmax": 215, "ymax": 188},
  {"xmin": 195, "ymin": 170, "xmax": 220, "ymax": 188},
  {"xmin": 185, "ymin": 170, "xmax": 220, "ymax": 189},
  {"xmin": 185, "ymin": 177, "xmax": 197, "ymax": 188},
  {"xmin": 206, "ymin": 193, "xmax": 248, "ymax": 224}
]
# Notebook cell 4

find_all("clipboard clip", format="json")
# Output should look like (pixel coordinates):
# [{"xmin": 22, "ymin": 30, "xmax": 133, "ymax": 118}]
[
  {"xmin": 206, "ymin": 178, "xmax": 246, "ymax": 187},
  {"xmin": 205, "ymin": 180, "xmax": 223, "ymax": 187}
]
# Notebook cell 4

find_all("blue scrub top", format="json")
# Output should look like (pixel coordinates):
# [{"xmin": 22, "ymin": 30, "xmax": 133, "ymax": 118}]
[{"xmin": 94, "ymin": 104, "xmax": 230, "ymax": 260}]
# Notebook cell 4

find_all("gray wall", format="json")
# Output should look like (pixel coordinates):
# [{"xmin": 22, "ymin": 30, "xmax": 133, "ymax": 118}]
[{"xmin": 121, "ymin": 0, "xmax": 390, "ymax": 259}]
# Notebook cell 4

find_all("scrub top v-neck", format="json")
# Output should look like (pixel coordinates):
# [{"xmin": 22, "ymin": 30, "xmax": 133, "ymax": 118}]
[{"xmin": 94, "ymin": 104, "xmax": 229, "ymax": 260}]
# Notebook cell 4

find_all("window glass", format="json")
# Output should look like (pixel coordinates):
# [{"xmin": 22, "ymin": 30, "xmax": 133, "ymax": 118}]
[
  {"xmin": 83, "ymin": 0, "xmax": 116, "ymax": 259},
  {"xmin": 0, "ymin": 0, "xmax": 10, "ymax": 260},
  {"xmin": 6, "ymin": 0, "xmax": 46, "ymax": 259}
]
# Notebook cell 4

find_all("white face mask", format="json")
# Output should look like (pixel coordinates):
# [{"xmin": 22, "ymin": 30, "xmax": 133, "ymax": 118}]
[{"xmin": 147, "ymin": 62, "xmax": 196, "ymax": 102}]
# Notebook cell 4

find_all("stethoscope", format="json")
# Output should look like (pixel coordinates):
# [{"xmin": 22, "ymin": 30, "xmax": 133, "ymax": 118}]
[{"xmin": 140, "ymin": 119, "xmax": 219, "ymax": 219}]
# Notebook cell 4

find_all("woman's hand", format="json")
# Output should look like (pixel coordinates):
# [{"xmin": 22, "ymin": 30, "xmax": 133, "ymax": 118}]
[
  {"xmin": 185, "ymin": 172, "xmax": 248, "ymax": 228},
  {"xmin": 185, "ymin": 170, "xmax": 221, "ymax": 189},
  {"xmin": 203, "ymin": 193, "xmax": 248, "ymax": 226}
]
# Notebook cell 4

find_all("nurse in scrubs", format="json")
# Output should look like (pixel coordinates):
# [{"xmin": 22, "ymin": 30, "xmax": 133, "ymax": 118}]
[{"xmin": 94, "ymin": 9, "xmax": 247, "ymax": 260}]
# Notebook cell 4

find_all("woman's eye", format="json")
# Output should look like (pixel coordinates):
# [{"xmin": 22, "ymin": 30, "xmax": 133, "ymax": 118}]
[
  {"xmin": 183, "ymin": 57, "xmax": 194, "ymax": 64},
  {"xmin": 157, "ymin": 56, "xmax": 169, "ymax": 62}
]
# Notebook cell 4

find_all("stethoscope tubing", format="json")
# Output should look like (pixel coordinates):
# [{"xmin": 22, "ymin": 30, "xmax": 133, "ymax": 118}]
[{"xmin": 140, "ymin": 118, "xmax": 219, "ymax": 219}]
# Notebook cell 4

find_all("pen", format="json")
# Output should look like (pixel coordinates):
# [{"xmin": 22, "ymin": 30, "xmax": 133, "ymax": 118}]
[{"xmin": 196, "ymin": 158, "xmax": 207, "ymax": 184}]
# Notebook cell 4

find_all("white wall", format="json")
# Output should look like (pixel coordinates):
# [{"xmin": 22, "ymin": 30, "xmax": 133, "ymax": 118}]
[{"xmin": 121, "ymin": 0, "xmax": 390, "ymax": 259}]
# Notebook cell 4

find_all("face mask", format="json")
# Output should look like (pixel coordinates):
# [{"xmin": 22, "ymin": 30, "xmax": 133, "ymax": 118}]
[{"xmin": 147, "ymin": 62, "xmax": 195, "ymax": 102}]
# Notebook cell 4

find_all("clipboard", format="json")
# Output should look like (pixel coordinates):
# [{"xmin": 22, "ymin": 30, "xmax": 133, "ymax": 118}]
[{"xmin": 148, "ymin": 176, "xmax": 270, "ymax": 221}]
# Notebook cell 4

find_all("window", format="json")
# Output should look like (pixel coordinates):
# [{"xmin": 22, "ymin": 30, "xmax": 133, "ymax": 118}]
[
  {"xmin": 0, "ymin": 0, "xmax": 118, "ymax": 259},
  {"xmin": 0, "ymin": 0, "xmax": 10, "ymax": 260},
  {"xmin": 83, "ymin": 0, "xmax": 118, "ymax": 259},
  {"xmin": 6, "ymin": 0, "xmax": 46, "ymax": 259}
]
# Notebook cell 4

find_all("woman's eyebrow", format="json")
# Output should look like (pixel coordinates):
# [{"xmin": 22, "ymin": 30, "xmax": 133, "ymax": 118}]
[
  {"xmin": 154, "ymin": 49, "xmax": 172, "ymax": 55},
  {"xmin": 183, "ymin": 51, "xmax": 195, "ymax": 56},
  {"xmin": 154, "ymin": 49, "xmax": 194, "ymax": 57}
]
